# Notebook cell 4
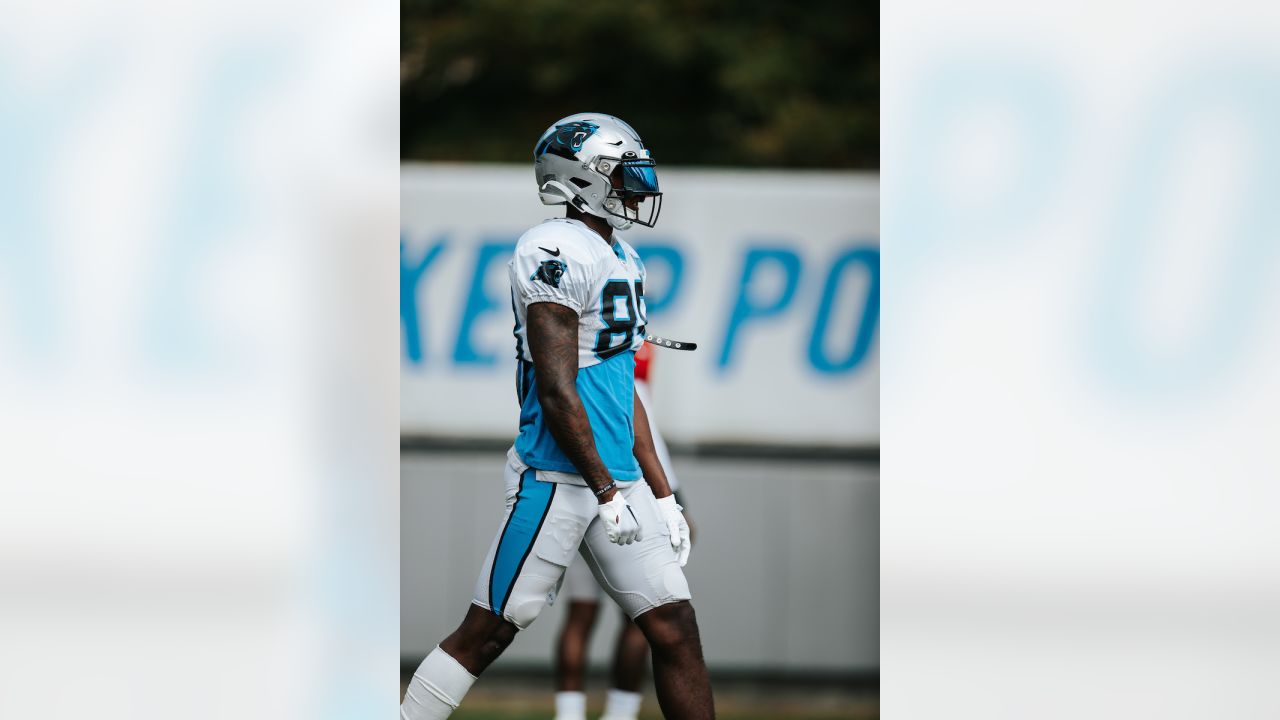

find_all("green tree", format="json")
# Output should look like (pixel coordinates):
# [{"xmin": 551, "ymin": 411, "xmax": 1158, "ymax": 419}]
[{"xmin": 402, "ymin": 0, "xmax": 877, "ymax": 168}]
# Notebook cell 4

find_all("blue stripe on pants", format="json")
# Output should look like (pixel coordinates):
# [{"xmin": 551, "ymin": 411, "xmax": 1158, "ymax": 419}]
[{"xmin": 489, "ymin": 469, "xmax": 556, "ymax": 616}]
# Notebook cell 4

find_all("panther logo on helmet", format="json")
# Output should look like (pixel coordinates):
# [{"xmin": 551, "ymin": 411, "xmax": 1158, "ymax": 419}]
[{"xmin": 534, "ymin": 121, "xmax": 600, "ymax": 160}]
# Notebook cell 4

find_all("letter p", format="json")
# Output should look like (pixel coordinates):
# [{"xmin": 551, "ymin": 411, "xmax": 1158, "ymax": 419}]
[{"xmin": 718, "ymin": 247, "xmax": 801, "ymax": 370}]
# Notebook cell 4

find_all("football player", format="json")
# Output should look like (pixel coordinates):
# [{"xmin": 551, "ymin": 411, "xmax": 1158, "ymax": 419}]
[
  {"xmin": 401, "ymin": 113, "xmax": 709, "ymax": 720},
  {"xmin": 552, "ymin": 341, "xmax": 692, "ymax": 720}
]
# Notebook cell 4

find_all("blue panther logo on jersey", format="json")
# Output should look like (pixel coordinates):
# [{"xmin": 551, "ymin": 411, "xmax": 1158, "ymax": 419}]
[
  {"xmin": 534, "ymin": 121, "xmax": 600, "ymax": 160},
  {"xmin": 531, "ymin": 259, "xmax": 567, "ymax": 288}
]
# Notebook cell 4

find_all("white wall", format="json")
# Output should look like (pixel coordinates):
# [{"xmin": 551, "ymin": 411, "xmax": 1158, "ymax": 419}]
[{"xmin": 401, "ymin": 452, "xmax": 879, "ymax": 672}]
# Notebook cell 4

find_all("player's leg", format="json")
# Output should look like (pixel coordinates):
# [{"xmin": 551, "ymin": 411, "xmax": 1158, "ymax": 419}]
[
  {"xmin": 611, "ymin": 613, "xmax": 649, "ymax": 691},
  {"xmin": 631, "ymin": 600, "xmax": 713, "ymax": 719},
  {"xmin": 436, "ymin": 603, "xmax": 518, "ymax": 675},
  {"xmin": 553, "ymin": 600, "xmax": 598, "ymax": 719},
  {"xmin": 403, "ymin": 464, "xmax": 592, "ymax": 719},
  {"xmin": 403, "ymin": 603, "xmax": 524, "ymax": 720},
  {"xmin": 554, "ymin": 555, "xmax": 605, "ymax": 720},
  {"xmin": 600, "ymin": 611, "xmax": 650, "ymax": 720},
  {"xmin": 556, "ymin": 602, "xmax": 600, "ymax": 692},
  {"xmin": 582, "ymin": 481, "xmax": 715, "ymax": 720}
]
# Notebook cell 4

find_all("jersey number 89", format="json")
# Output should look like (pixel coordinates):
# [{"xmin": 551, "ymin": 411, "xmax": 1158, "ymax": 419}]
[{"xmin": 594, "ymin": 279, "xmax": 645, "ymax": 360}]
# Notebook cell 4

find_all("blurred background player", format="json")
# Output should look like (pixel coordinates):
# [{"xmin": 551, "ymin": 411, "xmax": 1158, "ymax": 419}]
[{"xmin": 553, "ymin": 341, "xmax": 691, "ymax": 720}]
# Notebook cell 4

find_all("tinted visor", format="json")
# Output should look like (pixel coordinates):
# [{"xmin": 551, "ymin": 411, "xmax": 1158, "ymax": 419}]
[{"xmin": 618, "ymin": 159, "xmax": 659, "ymax": 194}]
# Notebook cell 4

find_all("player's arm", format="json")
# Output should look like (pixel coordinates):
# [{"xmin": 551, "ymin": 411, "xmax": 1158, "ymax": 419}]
[
  {"xmin": 633, "ymin": 386, "xmax": 673, "ymax": 499},
  {"xmin": 634, "ymin": 385, "xmax": 692, "ymax": 565},
  {"xmin": 525, "ymin": 301, "xmax": 618, "ymax": 502}
]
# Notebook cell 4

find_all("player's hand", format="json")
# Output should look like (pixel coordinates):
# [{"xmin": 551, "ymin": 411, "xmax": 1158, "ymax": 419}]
[
  {"xmin": 597, "ymin": 491, "xmax": 642, "ymax": 545},
  {"xmin": 655, "ymin": 495, "xmax": 691, "ymax": 566}
]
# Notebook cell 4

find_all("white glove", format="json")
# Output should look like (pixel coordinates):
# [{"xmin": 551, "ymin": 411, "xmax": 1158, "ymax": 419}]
[
  {"xmin": 597, "ymin": 491, "xmax": 642, "ymax": 545},
  {"xmin": 655, "ymin": 495, "xmax": 691, "ymax": 566}
]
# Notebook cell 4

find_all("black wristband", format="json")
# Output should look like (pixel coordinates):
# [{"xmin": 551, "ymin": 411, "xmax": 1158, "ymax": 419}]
[{"xmin": 593, "ymin": 481, "xmax": 617, "ymax": 498}]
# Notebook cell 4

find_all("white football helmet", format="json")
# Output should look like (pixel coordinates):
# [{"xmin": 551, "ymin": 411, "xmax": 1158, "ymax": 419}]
[{"xmin": 533, "ymin": 112, "xmax": 662, "ymax": 231}]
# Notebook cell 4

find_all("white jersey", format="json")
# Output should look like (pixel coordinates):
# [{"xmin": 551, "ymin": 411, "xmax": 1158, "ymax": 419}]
[{"xmin": 508, "ymin": 218, "xmax": 647, "ymax": 482}]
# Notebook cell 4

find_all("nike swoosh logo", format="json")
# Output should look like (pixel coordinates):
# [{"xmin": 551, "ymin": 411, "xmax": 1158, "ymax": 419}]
[
  {"xmin": 608, "ymin": 140, "xmax": 624, "ymax": 146},
  {"xmin": 538, "ymin": 246, "xmax": 561, "ymax": 256}
]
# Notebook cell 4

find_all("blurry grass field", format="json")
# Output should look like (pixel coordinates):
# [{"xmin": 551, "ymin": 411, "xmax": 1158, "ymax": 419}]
[
  {"xmin": 453, "ymin": 709, "xmax": 872, "ymax": 720},
  {"xmin": 405, "ymin": 675, "xmax": 877, "ymax": 720},
  {"xmin": 453, "ymin": 710, "xmax": 868, "ymax": 720}
]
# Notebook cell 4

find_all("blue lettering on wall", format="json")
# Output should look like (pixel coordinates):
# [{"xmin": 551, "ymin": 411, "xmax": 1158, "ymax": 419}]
[
  {"xmin": 894, "ymin": 56, "xmax": 1068, "ymax": 265},
  {"xmin": 400, "ymin": 234, "xmax": 447, "ymax": 365},
  {"xmin": 1088, "ymin": 63, "xmax": 1280, "ymax": 397},
  {"xmin": 809, "ymin": 246, "xmax": 879, "ymax": 374},
  {"xmin": 633, "ymin": 244, "xmax": 685, "ymax": 315},
  {"xmin": 148, "ymin": 50, "xmax": 283, "ymax": 371},
  {"xmin": 401, "ymin": 234, "xmax": 881, "ymax": 377},
  {"xmin": 453, "ymin": 240, "xmax": 517, "ymax": 366},
  {"xmin": 718, "ymin": 247, "xmax": 802, "ymax": 370}
]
